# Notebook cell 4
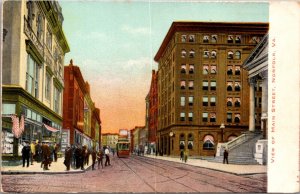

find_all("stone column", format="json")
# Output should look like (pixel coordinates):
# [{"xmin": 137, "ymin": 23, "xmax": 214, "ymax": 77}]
[
  {"xmin": 260, "ymin": 71, "xmax": 268, "ymax": 139},
  {"xmin": 249, "ymin": 78, "xmax": 256, "ymax": 132}
]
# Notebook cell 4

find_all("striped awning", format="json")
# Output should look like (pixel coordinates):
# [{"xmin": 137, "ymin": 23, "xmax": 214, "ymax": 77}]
[{"xmin": 43, "ymin": 124, "xmax": 59, "ymax": 132}]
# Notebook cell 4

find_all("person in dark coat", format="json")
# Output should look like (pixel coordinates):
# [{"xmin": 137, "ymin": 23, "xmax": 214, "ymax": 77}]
[
  {"xmin": 75, "ymin": 145, "xmax": 81, "ymax": 169},
  {"xmin": 41, "ymin": 142, "xmax": 51, "ymax": 170},
  {"xmin": 91, "ymin": 148, "xmax": 97, "ymax": 170},
  {"xmin": 64, "ymin": 145, "xmax": 72, "ymax": 171},
  {"xmin": 22, "ymin": 141, "xmax": 31, "ymax": 167},
  {"xmin": 80, "ymin": 145, "xmax": 86, "ymax": 170},
  {"xmin": 223, "ymin": 149, "xmax": 229, "ymax": 164},
  {"xmin": 54, "ymin": 143, "xmax": 59, "ymax": 162},
  {"xmin": 35, "ymin": 141, "xmax": 42, "ymax": 162},
  {"xmin": 97, "ymin": 150, "xmax": 104, "ymax": 169},
  {"xmin": 180, "ymin": 150, "xmax": 184, "ymax": 161}
]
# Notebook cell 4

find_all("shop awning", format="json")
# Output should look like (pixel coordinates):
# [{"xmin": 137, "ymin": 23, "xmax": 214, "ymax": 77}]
[
  {"xmin": 43, "ymin": 124, "xmax": 59, "ymax": 132},
  {"xmin": 203, "ymin": 135, "xmax": 215, "ymax": 145}
]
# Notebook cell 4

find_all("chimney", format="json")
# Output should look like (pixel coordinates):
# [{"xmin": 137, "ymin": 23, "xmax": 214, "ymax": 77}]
[{"xmin": 70, "ymin": 59, "xmax": 73, "ymax": 66}]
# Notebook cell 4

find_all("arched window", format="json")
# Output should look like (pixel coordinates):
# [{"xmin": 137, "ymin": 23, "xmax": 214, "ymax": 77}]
[
  {"xmin": 203, "ymin": 135, "xmax": 214, "ymax": 150},
  {"xmin": 211, "ymin": 35, "xmax": 217, "ymax": 43},
  {"xmin": 227, "ymin": 113, "xmax": 232, "ymax": 123},
  {"xmin": 234, "ymin": 51, "xmax": 241, "ymax": 59},
  {"xmin": 181, "ymin": 64, "xmax": 186, "ymax": 74},
  {"xmin": 181, "ymin": 35, "xmax": 187, "ymax": 42},
  {"xmin": 227, "ymin": 66, "xmax": 233, "ymax": 75},
  {"xmin": 189, "ymin": 50, "xmax": 195, "ymax": 58},
  {"xmin": 211, "ymin": 65, "xmax": 217, "ymax": 74},
  {"xmin": 181, "ymin": 50, "xmax": 187, "ymax": 58},
  {"xmin": 234, "ymin": 98, "xmax": 241, "ymax": 107},
  {"xmin": 210, "ymin": 113, "xmax": 216, "ymax": 122},
  {"xmin": 227, "ymin": 82, "xmax": 233, "ymax": 91},
  {"xmin": 203, "ymin": 65, "xmax": 209, "ymax": 75},
  {"xmin": 188, "ymin": 133, "xmax": 193, "ymax": 149},
  {"xmin": 179, "ymin": 133, "xmax": 185, "ymax": 150},
  {"xmin": 227, "ymin": 135, "xmax": 237, "ymax": 142},
  {"xmin": 227, "ymin": 98, "xmax": 233, "ymax": 107},
  {"xmin": 203, "ymin": 35, "xmax": 209, "ymax": 43},
  {"xmin": 189, "ymin": 64, "xmax": 194, "ymax": 74},
  {"xmin": 234, "ymin": 82, "xmax": 241, "ymax": 91},
  {"xmin": 235, "ymin": 35, "xmax": 241, "ymax": 43},
  {"xmin": 180, "ymin": 80, "xmax": 186, "ymax": 89},
  {"xmin": 189, "ymin": 35, "xmax": 195, "ymax": 42},
  {"xmin": 227, "ymin": 51, "xmax": 233, "ymax": 59},
  {"xmin": 203, "ymin": 50, "xmax": 209, "ymax": 58},
  {"xmin": 227, "ymin": 35, "xmax": 234, "ymax": 43},
  {"xmin": 234, "ymin": 113, "xmax": 241, "ymax": 123},
  {"xmin": 235, "ymin": 66, "xmax": 241, "ymax": 75},
  {"xmin": 211, "ymin": 50, "xmax": 217, "ymax": 59}
]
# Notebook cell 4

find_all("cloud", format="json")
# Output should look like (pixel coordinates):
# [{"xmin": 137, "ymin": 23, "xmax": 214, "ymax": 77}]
[{"xmin": 121, "ymin": 25, "xmax": 151, "ymax": 35}]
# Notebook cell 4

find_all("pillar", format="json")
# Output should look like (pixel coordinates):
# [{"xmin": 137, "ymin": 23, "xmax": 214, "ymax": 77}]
[
  {"xmin": 260, "ymin": 71, "xmax": 268, "ymax": 139},
  {"xmin": 249, "ymin": 77, "xmax": 256, "ymax": 132}
]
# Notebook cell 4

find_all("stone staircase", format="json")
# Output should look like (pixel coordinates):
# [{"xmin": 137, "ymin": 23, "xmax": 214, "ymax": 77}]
[{"xmin": 209, "ymin": 132, "xmax": 262, "ymax": 165}]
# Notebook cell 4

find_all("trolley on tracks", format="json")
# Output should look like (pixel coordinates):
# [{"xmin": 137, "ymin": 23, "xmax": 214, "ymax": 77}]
[{"xmin": 116, "ymin": 129, "xmax": 130, "ymax": 158}]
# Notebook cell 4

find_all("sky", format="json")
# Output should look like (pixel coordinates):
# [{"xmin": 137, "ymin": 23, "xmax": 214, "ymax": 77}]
[{"xmin": 59, "ymin": 0, "xmax": 269, "ymax": 133}]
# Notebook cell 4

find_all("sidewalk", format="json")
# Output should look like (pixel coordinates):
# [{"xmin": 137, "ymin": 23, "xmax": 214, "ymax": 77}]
[
  {"xmin": 144, "ymin": 155, "xmax": 267, "ymax": 175},
  {"xmin": 1, "ymin": 156, "xmax": 93, "ymax": 175}
]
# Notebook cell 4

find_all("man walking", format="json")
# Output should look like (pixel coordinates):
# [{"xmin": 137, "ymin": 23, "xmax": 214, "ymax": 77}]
[
  {"xmin": 104, "ymin": 147, "xmax": 110, "ymax": 166},
  {"xmin": 223, "ymin": 149, "xmax": 229, "ymax": 164},
  {"xmin": 91, "ymin": 148, "xmax": 97, "ymax": 170},
  {"xmin": 97, "ymin": 149, "xmax": 104, "ymax": 169},
  {"xmin": 30, "ymin": 140, "xmax": 36, "ymax": 165},
  {"xmin": 64, "ymin": 145, "xmax": 72, "ymax": 171},
  {"xmin": 22, "ymin": 141, "xmax": 31, "ymax": 167}
]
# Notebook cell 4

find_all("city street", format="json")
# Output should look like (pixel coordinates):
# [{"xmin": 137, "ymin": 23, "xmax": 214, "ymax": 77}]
[{"xmin": 2, "ymin": 155, "xmax": 266, "ymax": 193}]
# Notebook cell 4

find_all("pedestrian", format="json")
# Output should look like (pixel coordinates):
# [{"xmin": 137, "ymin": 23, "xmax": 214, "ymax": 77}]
[
  {"xmin": 104, "ymin": 146, "xmax": 110, "ymax": 166},
  {"xmin": 75, "ymin": 145, "xmax": 81, "ymax": 169},
  {"xmin": 49, "ymin": 143, "xmax": 54, "ymax": 166},
  {"xmin": 85, "ymin": 147, "xmax": 90, "ymax": 165},
  {"xmin": 97, "ymin": 149, "xmax": 104, "ymax": 169},
  {"xmin": 223, "ymin": 149, "xmax": 229, "ymax": 164},
  {"xmin": 80, "ymin": 145, "xmax": 86, "ymax": 170},
  {"xmin": 180, "ymin": 150, "xmax": 184, "ymax": 161},
  {"xmin": 184, "ymin": 149, "xmax": 189, "ymax": 163},
  {"xmin": 21, "ymin": 141, "xmax": 31, "ymax": 167},
  {"xmin": 35, "ymin": 141, "xmax": 42, "ymax": 162},
  {"xmin": 41, "ymin": 141, "xmax": 51, "ymax": 170},
  {"xmin": 54, "ymin": 143, "xmax": 59, "ymax": 162},
  {"xmin": 30, "ymin": 140, "xmax": 36, "ymax": 165},
  {"xmin": 64, "ymin": 145, "xmax": 72, "ymax": 171},
  {"xmin": 91, "ymin": 148, "xmax": 97, "ymax": 170}
]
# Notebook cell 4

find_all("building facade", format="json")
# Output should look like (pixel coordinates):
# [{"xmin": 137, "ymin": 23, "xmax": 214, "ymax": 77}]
[
  {"xmin": 148, "ymin": 70, "xmax": 158, "ymax": 153},
  {"xmin": 2, "ymin": 0, "xmax": 69, "ymax": 156},
  {"xmin": 101, "ymin": 133, "xmax": 118, "ymax": 150},
  {"xmin": 63, "ymin": 60, "xmax": 101, "ymax": 151},
  {"xmin": 154, "ymin": 22, "xmax": 268, "ymax": 157}
]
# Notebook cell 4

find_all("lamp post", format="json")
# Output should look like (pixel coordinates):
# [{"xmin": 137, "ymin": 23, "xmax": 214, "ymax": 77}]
[
  {"xmin": 169, "ymin": 131, "xmax": 174, "ymax": 155},
  {"xmin": 220, "ymin": 123, "xmax": 225, "ymax": 142}
]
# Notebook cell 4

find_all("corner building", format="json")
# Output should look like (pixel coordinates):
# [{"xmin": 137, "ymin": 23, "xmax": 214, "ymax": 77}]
[{"xmin": 154, "ymin": 22, "xmax": 268, "ymax": 157}]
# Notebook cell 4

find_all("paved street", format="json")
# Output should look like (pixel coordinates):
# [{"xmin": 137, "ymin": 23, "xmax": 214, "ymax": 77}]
[{"xmin": 2, "ymin": 155, "xmax": 266, "ymax": 193}]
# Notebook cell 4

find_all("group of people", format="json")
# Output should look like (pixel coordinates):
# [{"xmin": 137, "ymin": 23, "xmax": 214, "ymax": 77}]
[
  {"xmin": 21, "ymin": 140, "xmax": 60, "ymax": 170},
  {"xmin": 63, "ymin": 145, "xmax": 112, "ymax": 171}
]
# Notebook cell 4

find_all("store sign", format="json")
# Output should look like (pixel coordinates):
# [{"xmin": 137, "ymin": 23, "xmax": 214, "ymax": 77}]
[{"xmin": 61, "ymin": 129, "xmax": 70, "ymax": 152}]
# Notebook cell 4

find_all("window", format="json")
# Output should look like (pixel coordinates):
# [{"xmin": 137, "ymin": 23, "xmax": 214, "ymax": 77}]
[
  {"xmin": 211, "ymin": 65, "xmax": 217, "ymax": 74},
  {"xmin": 26, "ymin": 54, "xmax": 39, "ymax": 98},
  {"xmin": 188, "ymin": 134, "xmax": 193, "ymax": 149},
  {"xmin": 203, "ymin": 65, "xmax": 209, "ymax": 75},
  {"xmin": 54, "ymin": 86, "xmax": 61, "ymax": 114},
  {"xmin": 235, "ymin": 66, "xmax": 241, "ymax": 75},
  {"xmin": 189, "ymin": 50, "xmax": 195, "ymax": 58},
  {"xmin": 180, "ymin": 96, "xmax": 185, "ymax": 106},
  {"xmin": 210, "ymin": 113, "xmax": 216, "ymax": 122},
  {"xmin": 227, "ymin": 66, "xmax": 233, "ymax": 75},
  {"xmin": 179, "ymin": 134, "xmax": 185, "ymax": 150},
  {"xmin": 210, "ymin": 81, "xmax": 216, "ymax": 91},
  {"xmin": 202, "ymin": 112, "xmax": 208, "ymax": 122},
  {"xmin": 188, "ymin": 81, "xmax": 194, "ymax": 90},
  {"xmin": 203, "ymin": 135, "xmax": 214, "ymax": 150},
  {"xmin": 250, "ymin": 36, "xmax": 260, "ymax": 44},
  {"xmin": 227, "ymin": 113, "xmax": 232, "ymax": 122},
  {"xmin": 37, "ymin": 13, "xmax": 44, "ymax": 41},
  {"xmin": 189, "ymin": 35, "xmax": 195, "ymax": 42},
  {"xmin": 210, "ymin": 96, "xmax": 216, "ymax": 106},
  {"xmin": 227, "ymin": 35, "xmax": 234, "ymax": 43},
  {"xmin": 180, "ymin": 80, "xmax": 186, "ymax": 89},
  {"xmin": 181, "ymin": 64, "xmax": 186, "ymax": 74},
  {"xmin": 203, "ymin": 96, "xmax": 208, "ymax": 106},
  {"xmin": 211, "ymin": 35, "xmax": 217, "ymax": 43},
  {"xmin": 202, "ymin": 81, "xmax": 210, "ymax": 92},
  {"xmin": 227, "ymin": 82, "xmax": 233, "ymax": 91},
  {"xmin": 235, "ymin": 82, "xmax": 241, "ymax": 91},
  {"xmin": 234, "ymin": 98, "xmax": 241, "ymax": 107},
  {"xmin": 26, "ymin": 1, "xmax": 34, "ymax": 27},
  {"xmin": 180, "ymin": 112, "xmax": 185, "ymax": 121},
  {"xmin": 45, "ymin": 72, "xmax": 51, "ymax": 100},
  {"xmin": 203, "ymin": 50, "xmax": 209, "ymax": 58},
  {"xmin": 181, "ymin": 50, "xmax": 187, "ymax": 58},
  {"xmin": 188, "ymin": 96, "xmax": 194, "ymax": 106},
  {"xmin": 227, "ymin": 51, "xmax": 234, "ymax": 59},
  {"xmin": 203, "ymin": 35, "xmax": 209, "ymax": 43},
  {"xmin": 188, "ymin": 112, "xmax": 193, "ymax": 121},
  {"xmin": 181, "ymin": 35, "xmax": 187, "ymax": 42},
  {"xmin": 211, "ymin": 50, "xmax": 217, "ymax": 59},
  {"xmin": 235, "ymin": 35, "xmax": 241, "ymax": 43},
  {"xmin": 227, "ymin": 97, "xmax": 233, "ymax": 107},
  {"xmin": 234, "ymin": 113, "xmax": 240, "ymax": 123},
  {"xmin": 46, "ymin": 27, "xmax": 52, "ymax": 50},
  {"xmin": 234, "ymin": 51, "xmax": 241, "ymax": 59},
  {"xmin": 189, "ymin": 64, "xmax": 194, "ymax": 74}
]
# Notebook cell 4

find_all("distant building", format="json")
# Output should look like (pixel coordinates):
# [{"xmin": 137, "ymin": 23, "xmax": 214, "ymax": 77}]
[
  {"xmin": 2, "ymin": 0, "xmax": 69, "ymax": 156},
  {"xmin": 154, "ymin": 21, "xmax": 268, "ymax": 156},
  {"xmin": 101, "ymin": 133, "xmax": 118, "ymax": 150}
]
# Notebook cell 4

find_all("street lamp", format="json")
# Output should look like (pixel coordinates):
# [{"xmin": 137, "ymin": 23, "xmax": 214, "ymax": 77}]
[{"xmin": 220, "ymin": 123, "xmax": 225, "ymax": 142}]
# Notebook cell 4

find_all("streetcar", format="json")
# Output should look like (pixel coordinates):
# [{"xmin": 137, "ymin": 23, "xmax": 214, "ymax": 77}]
[{"xmin": 116, "ymin": 139, "xmax": 130, "ymax": 158}]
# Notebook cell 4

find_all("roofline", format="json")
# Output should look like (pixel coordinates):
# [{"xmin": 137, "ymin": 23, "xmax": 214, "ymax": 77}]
[{"xmin": 154, "ymin": 21, "xmax": 269, "ymax": 62}]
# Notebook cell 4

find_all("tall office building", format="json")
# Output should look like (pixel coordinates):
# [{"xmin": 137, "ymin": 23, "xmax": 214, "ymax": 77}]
[{"xmin": 154, "ymin": 22, "xmax": 268, "ymax": 156}]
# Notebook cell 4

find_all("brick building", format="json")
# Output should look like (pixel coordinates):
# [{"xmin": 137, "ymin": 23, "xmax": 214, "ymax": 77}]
[{"xmin": 154, "ymin": 22, "xmax": 268, "ymax": 157}]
